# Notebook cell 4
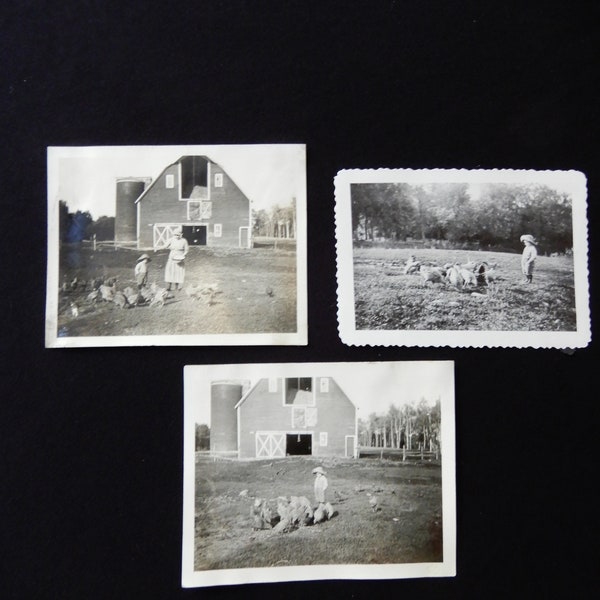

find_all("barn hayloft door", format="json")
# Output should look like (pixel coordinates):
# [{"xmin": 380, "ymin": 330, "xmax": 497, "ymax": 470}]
[{"xmin": 256, "ymin": 432, "xmax": 285, "ymax": 458}]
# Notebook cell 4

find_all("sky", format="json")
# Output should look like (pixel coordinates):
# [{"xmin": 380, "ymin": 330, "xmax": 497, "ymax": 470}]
[
  {"xmin": 184, "ymin": 361, "xmax": 454, "ymax": 426},
  {"xmin": 48, "ymin": 144, "xmax": 306, "ymax": 220}
]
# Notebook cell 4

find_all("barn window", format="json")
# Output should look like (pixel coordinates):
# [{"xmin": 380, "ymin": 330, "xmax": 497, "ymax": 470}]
[
  {"xmin": 214, "ymin": 224, "xmax": 222, "ymax": 237},
  {"xmin": 188, "ymin": 201, "xmax": 201, "ymax": 221},
  {"xmin": 180, "ymin": 156, "xmax": 208, "ymax": 199},
  {"xmin": 319, "ymin": 432, "xmax": 328, "ymax": 446},
  {"xmin": 292, "ymin": 407, "xmax": 306, "ymax": 428},
  {"xmin": 165, "ymin": 174, "xmax": 175, "ymax": 189},
  {"xmin": 285, "ymin": 378, "xmax": 314, "ymax": 405},
  {"xmin": 188, "ymin": 201, "xmax": 212, "ymax": 220},
  {"xmin": 319, "ymin": 377, "xmax": 329, "ymax": 393},
  {"xmin": 214, "ymin": 173, "xmax": 223, "ymax": 187},
  {"xmin": 291, "ymin": 407, "xmax": 317, "ymax": 428}
]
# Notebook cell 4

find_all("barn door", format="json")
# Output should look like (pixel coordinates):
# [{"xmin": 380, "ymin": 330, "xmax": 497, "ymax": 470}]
[
  {"xmin": 239, "ymin": 226, "xmax": 249, "ymax": 248},
  {"xmin": 153, "ymin": 224, "xmax": 181, "ymax": 249},
  {"xmin": 345, "ymin": 435, "xmax": 356, "ymax": 458},
  {"xmin": 255, "ymin": 432, "xmax": 285, "ymax": 458}
]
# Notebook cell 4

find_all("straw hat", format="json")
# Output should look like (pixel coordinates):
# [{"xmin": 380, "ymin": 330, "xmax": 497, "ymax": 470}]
[
  {"xmin": 136, "ymin": 253, "xmax": 151, "ymax": 262},
  {"xmin": 312, "ymin": 467, "xmax": 327, "ymax": 475},
  {"xmin": 520, "ymin": 234, "xmax": 537, "ymax": 245}
]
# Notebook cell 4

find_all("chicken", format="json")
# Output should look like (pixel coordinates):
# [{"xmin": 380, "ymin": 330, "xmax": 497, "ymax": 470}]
[
  {"xmin": 99, "ymin": 282, "xmax": 116, "ymax": 302},
  {"xmin": 419, "ymin": 265, "xmax": 444, "ymax": 285},
  {"xmin": 112, "ymin": 291, "xmax": 128, "ymax": 309},
  {"xmin": 459, "ymin": 268, "xmax": 477, "ymax": 288},
  {"xmin": 87, "ymin": 290, "xmax": 99, "ymax": 304},
  {"xmin": 185, "ymin": 283, "xmax": 220, "ymax": 305},
  {"xmin": 403, "ymin": 255, "xmax": 421, "ymax": 275},
  {"xmin": 149, "ymin": 285, "xmax": 168, "ymax": 308},
  {"xmin": 369, "ymin": 495, "xmax": 379, "ymax": 513}
]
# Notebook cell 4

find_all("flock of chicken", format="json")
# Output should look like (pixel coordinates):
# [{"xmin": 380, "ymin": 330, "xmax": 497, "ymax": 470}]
[
  {"xmin": 60, "ymin": 274, "xmax": 220, "ymax": 316},
  {"xmin": 402, "ymin": 254, "xmax": 498, "ymax": 290},
  {"xmin": 251, "ymin": 495, "xmax": 335, "ymax": 533}
]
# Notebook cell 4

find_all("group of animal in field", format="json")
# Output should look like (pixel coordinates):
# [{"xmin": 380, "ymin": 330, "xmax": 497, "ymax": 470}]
[
  {"xmin": 402, "ymin": 254, "xmax": 499, "ymax": 291},
  {"xmin": 60, "ymin": 274, "xmax": 220, "ymax": 317},
  {"xmin": 250, "ymin": 494, "xmax": 335, "ymax": 534}
]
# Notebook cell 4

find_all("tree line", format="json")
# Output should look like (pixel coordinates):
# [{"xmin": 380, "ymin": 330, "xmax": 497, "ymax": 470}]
[
  {"xmin": 59, "ymin": 200, "xmax": 115, "ymax": 243},
  {"xmin": 351, "ymin": 182, "xmax": 573, "ymax": 254},
  {"xmin": 358, "ymin": 398, "xmax": 441, "ymax": 453},
  {"xmin": 195, "ymin": 424, "xmax": 210, "ymax": 451},
  {"xmin": 252, "ymin": 199, "xmax": 296, "ymax": 238}
]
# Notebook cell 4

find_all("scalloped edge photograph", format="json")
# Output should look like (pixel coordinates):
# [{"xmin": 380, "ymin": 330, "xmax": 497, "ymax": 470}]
[{"xmin": 335, "ymin": 168, "xmax": 590, "ymax": 348}]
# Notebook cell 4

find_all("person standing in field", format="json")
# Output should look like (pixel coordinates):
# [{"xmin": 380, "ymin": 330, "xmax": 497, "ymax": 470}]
[
  {"xmin": 134, "ymin": 253, "xmax": 151, "ymax": 290},
  {"xmin": 520, "ymin": 234, "xmax": 538, "ymax": 283},
  {"xmin": 165, "ymin": 228, "xmax": 189, "ymax": 291},
  {"xmin": 312, "ymin": 466, "xmax": 328, "ymax": 504}
]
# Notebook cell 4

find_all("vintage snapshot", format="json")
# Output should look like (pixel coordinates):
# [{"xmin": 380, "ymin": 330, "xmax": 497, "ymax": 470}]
[
  {"xmin": 182, "ymin": 361, "xmax": 456, "ymax": 587},
  {"xmin": 335, "ymin": 169, "xmax": 590, "ymax": 348},
  {"xmin": 46, "ymin": 145, "xmax": 307, "ymax": 347}
]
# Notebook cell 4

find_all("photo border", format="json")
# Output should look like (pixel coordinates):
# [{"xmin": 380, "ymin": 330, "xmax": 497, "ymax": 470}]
[
  {"xmin": 182, "ymin": 361, "xmax": 456, "ymax": 587},
  {"xmin": 335, "ymin": 168, "xmax": 590, "ymax": 348},
  {"xmin": 45, "ymin": 145, "xmax": 308, "ymax": 347}
]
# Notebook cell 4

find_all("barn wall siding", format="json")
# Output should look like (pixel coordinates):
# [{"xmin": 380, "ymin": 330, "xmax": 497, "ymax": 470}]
[
  {"xmin": 136, "ymin": 159, "xmax": 250, "ymax": 249},
  {"xmin": 138, "ymin": 164, "xmax": 183, "ymax": 248},
  {"xmin": 209, "ymin": 168, "xmax": 250, "ymax": 247},
  {"xmin": 238, "ymin": 377, "xmax": 356, "ymax": 459}
]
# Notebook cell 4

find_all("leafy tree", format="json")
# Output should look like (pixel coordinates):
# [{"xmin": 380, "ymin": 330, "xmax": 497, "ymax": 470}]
[
  {"xmin": 66, "ymin": 210, "xmax": 93, "ymax": 243},
  {"xmin": 87, "ymin": 216, "xmax": 115, "ymax": 241},
  {"xmin": 59, "ymin": 200, "xmax": 69, "ymax": 243},
  {"xmin": 195, "ymin": 424, "xmax": 210, "ymax": 451}
]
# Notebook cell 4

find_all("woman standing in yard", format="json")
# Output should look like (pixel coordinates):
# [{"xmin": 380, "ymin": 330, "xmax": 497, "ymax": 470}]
[
  {"xmin": 520, "ymin": 234, "xmax": 538, "ymax": 284},
  {"xmin": 165, "ymin": 228, "xmax": 189, "ymax": 291}
]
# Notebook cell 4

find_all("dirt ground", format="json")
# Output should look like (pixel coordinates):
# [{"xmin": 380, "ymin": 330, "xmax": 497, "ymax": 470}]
[
  {"xmin": 353, "ymin": 248, "xmax": 577, "ymax": 331},
  {"xmin": 194, "ymin": 455, "xmax": 443, "ymax": 571},
  {"xmin": 56, "ymin": 244, "xmax": 298, "ymax": 337}
]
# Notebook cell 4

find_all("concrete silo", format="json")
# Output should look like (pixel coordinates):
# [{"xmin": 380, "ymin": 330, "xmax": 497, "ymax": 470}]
[
  {"xmin": 115, "ymin": 177, "xmax": 151, "ymax": 244},
  {"xmin": 211, "ymin": 381, "xmax": 244, "ymax": 453}
]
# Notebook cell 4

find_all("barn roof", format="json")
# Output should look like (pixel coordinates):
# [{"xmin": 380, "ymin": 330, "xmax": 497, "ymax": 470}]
[
  {"xmin": 234, "ymin": 379, "xmax": 260, "ymax": 410},
  {"xmin": 134, "ymin": 155, "xmax": 251, "ymax": 205},
  {"xmin": 234, "ymin": 377, "xmax": 357, "ymax": 410}
]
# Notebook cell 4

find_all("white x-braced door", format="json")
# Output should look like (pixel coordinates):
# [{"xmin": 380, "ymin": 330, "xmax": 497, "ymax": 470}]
[
  {"xmin": 255, "ymin": 432, "xmax": 285, "ymax": 458},
  {"xmin": 153, "ymin": 224, "xmax": 180, "ymax": 250}
]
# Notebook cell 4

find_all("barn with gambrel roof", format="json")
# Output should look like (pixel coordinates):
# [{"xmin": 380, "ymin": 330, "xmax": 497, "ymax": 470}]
[
  {"xmin": 131, "ymin": 155, "xmax": 251, "ymax": 250},
  {"xmin": 211, "ymin": 377, "xmax": 358, "ymax": 459}
]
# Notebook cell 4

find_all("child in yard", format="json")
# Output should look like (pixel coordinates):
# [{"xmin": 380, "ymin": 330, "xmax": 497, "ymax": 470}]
[
  {"xmin": 312, "ymin": 466, "xmax": 328, "ymax": 504},
  {"xmin": 135, "ymin": 253, "xmax": 151, "ymax": 290},
  {"xmin": 520, "ymin": 234, "xmax": 538, "ymax": 283}
]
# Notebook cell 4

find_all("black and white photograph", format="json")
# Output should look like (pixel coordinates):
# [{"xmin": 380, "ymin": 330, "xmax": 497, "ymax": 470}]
[
  {"xmin": 45, "ymin": 144, "xmax": 307, "ymax": 347},
  {"xmin": 182, "ymin": 361, "xmax": 456, "ymax": 587},
  {"xmin": 335, "ymin": 169, "xmax": 590, "ymax": 348}
]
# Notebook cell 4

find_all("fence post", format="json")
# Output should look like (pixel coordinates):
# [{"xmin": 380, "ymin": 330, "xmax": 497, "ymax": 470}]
[{"xmin": 402, "ymin": 447, "xmax": 406, "ymax": 462}]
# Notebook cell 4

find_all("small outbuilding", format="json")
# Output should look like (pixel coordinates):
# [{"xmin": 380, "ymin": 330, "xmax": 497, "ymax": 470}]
[
  {"xmin": 220, "ymin": 376, "xmax": 358, "ymax": 459},
  {"xmin": 132, "ymin": 155, "xmax": 252, "ymax": 250}
]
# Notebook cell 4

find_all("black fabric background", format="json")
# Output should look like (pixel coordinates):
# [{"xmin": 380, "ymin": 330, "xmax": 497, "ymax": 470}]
[{"xmin": 1, "ymin": 2, "xmax": 598, "ymax": 597}]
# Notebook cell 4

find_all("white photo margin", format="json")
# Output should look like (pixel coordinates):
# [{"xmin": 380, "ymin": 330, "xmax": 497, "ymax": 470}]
[
  {"xmin": 182, "ymin": 360, "xmax": 456, "ymax": 587},
  {"xmin": 335, "ymin": 168, "xmax": 590, "ymax": 348}
]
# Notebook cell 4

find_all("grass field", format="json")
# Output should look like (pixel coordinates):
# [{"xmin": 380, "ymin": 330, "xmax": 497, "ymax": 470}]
[
  {"xmin": 56, "ymin": 244, "xmax": 298, "ymax": 337},
  {"xmin": 353, "ymin": 248, "xmax": 576, "ymax": 331},
  {"xmin": 194, "ymin": 455, "xmax": 443, "ymax": 571}
]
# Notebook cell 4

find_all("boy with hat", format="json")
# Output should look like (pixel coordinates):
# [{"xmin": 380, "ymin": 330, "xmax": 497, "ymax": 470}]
[
  {"xmin": 135, "ymin": 253, "xmax": 151, "ymax": 290},
  {"xmin": 312, "ymin": 466, "xmax": 328, "ymax": 504},
  {"xmin": 520, "ymin": 234, "xmax": 538, "ymax": 283}
]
